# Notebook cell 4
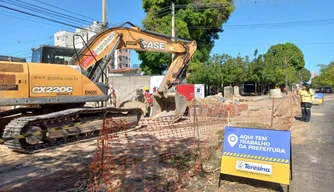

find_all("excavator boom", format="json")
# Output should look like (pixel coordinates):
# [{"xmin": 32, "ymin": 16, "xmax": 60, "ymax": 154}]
[{"xmin": 70, "ymin": 22, "xmax": 197, "ymax": 120}]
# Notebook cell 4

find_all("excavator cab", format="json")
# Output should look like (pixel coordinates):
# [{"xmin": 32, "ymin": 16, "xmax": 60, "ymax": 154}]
[{"xmin": 31, "ymin": 45, "xmax": 76, "ymax": 65}]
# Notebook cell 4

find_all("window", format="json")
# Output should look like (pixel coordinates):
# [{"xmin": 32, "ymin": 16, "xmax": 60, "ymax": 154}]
[
  {"xmin": 40, "ymin": 47, "xmax": 76, "ymax": 64},
  {"xmin": 32, "ymin": 48, "xmax": 42, "ymax": 63}
]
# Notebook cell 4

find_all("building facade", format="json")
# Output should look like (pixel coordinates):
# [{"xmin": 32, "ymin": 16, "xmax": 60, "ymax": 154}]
[
  {"xmin": 112, "ymin": 49, "xmax": 130, "ymax": 69},
  {"xmin": 54, "ymin": 31, "xmax": 75, "ymax": 47}
]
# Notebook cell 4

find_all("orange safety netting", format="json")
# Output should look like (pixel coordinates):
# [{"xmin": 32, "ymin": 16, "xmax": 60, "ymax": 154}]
[{"xmin": 87, "ymin": 103, "xmax": 235, "ymax": 192}]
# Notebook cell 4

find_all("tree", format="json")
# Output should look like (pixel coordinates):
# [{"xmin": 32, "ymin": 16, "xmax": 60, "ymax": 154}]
[
  {"xmin": 311, "ymin": 76, "xmax": 322, "ymax": 88},
  {"xmin": 139, "ymin": 0, "xmax": 235, "ymax": 75},
  {"xmin": 188, "ymin": 53, "xmax": 250, "ymax": 87},
  {"xmin": 263, "ymin": 42, "xmax": 305, "ymax": 85},
  {"xmin": 311, "ymin": 61, "xmax": 334, "ymax": 87},
  {"xmin": 299, "ymin": 68, "xmax": 311, "ymax": 83},
  {"xmin": 187, "ymin": 53, "xmax": 225, "ymax": 85}
]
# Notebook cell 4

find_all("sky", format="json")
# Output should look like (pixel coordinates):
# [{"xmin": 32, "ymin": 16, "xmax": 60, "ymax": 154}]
[{"xmin": 0, "ymin": 0, "xmax": 333, "ymax": 74}]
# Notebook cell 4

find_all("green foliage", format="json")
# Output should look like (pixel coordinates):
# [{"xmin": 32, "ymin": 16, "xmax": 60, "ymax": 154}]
[
  {"xmin": 139, "ymin": 0, "xmax": 235, "ymax": 75},
  {"xmin": 188, "ymin": 43, "xmax": 307, "ymax": 87},
  {"xmin": 264, "ymin": 42, "xmax": 305, "ymax": 70},
  {"xmin": 187, "ymin": 44, "xmax": 308, "ymax": 89},
  {"xmin": 311, "ymin": 61, "xmax": 334, "ymax": 87},
  {"xmin": 187, "ymin": 53, "xmax": 249, "ymax": 85},
  {"xmin": 311, "ymin": 76, "xmax": 322, "ymax": 88},
  {"xmin": 299, "ymin": 68, "xmax": 311, "ymax": 83},
  {"xmin": 262, "ymin": 42, "xmax": 305, "ymax": 84}
]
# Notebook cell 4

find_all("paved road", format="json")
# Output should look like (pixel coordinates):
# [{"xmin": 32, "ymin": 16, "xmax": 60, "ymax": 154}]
[{"xmin": 291, "ymin": 97, "xmax": 334, "ymax": 192}]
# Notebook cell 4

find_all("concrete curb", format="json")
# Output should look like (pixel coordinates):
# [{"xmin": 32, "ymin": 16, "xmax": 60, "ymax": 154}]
[{"xmin": 238, "ymin": 96, "xmax": 269, "ymax": 102}]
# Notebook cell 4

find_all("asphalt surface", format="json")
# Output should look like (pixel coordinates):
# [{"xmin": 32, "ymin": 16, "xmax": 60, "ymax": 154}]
[{"xmin": 291, "ymin": 96, "xmax": 334, "ymax": 192}]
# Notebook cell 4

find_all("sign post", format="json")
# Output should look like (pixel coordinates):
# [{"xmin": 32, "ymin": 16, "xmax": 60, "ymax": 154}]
[{"xmin": 218, "ymin": 126, "xmax": 292, "ymax": 191}]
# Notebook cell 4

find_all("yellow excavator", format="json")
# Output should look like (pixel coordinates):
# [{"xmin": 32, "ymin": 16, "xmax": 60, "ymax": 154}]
[{"xmin": 0, "ymin": 22, "xmax": 197, "ymax": 153}]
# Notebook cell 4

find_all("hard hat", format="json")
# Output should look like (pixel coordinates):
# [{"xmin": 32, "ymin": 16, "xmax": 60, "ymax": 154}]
[{"xmin": 144, "ymin": 87, "xmax": 149, "ymax": 91}]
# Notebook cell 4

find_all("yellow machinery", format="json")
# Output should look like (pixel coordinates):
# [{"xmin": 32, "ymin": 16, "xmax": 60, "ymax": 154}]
[{"xmin": 0, "ymin": 22, "xmax": 197, "ymax": 153}]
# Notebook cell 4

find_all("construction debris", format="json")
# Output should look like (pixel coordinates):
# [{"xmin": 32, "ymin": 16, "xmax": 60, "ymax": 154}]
[{"xmin": 195, "ymin": 95, "xmax": 229, "ymax": 104}]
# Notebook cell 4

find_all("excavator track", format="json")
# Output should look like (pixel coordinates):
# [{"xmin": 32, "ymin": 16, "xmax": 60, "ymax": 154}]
[{"xmin": 2, "ymin": 107, "xmax": 142, "ymax": 154}]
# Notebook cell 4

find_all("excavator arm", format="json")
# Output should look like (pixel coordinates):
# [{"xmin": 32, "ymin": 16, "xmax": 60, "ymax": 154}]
[
  {"xmin": 70, "ymin": 22, "xmax": 197, "ymax": 93},
  {"xmin": 70, "ymin": 22, "xmax": 197, "ymax": 121}
]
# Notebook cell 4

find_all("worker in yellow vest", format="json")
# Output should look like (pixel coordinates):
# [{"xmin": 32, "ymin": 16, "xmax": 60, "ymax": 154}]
[{"xmin": 297, "ymin": 83, "xmax": 314, "ymax": 122}]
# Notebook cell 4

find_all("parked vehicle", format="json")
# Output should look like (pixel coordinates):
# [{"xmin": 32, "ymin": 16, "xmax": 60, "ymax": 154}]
[{"xmin": 320, "ymin": 86, "xmax": 333, "ymax": 94}]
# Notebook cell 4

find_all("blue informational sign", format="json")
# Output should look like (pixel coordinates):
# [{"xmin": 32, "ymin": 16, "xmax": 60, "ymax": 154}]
[
  {"xmin": 220, "ymin": 126, "xmax": 292, "ymax": 185},
  {"xmin": 223, "ymin": 126, "xmax": 291, "ymax": 162},
  {"xmin": 314, "ymin": 93, "xmax": 324, "ymax": 99}
]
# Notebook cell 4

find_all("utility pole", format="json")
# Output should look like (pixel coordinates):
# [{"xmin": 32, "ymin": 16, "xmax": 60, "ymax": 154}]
[
  {"xmin": 102, "ymin": 0, "xmax": 108, "ymax": 29},
  {"xmin": 102, "ymin": 0, "xmax": 108, "ymax": 107},
  {"xmin": 285, "ymin": 56, "xmax": 288, "ymax": 93},
  {"xmin": 171, "ymin": 2, "xmax": 175, "ymax": 61}
]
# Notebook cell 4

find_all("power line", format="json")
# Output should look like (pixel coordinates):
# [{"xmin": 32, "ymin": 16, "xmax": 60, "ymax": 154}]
[
  {"xmin": 2, "ymin": 0, "xmax": 90, "ymax": 26},
  {"xmin": 150, "ymin": 5, "xmax": 171, "ymax": 15},
  {"xmin": 0, "ymin": 11, "xmax": 72, "ymax": 29},
  {"xmin": 0, "ymin": 4, "xmax": 96, "ymax": 32},
  {"xmin": 3, "ymin": 38, "xmax": 54, "ymax": 54},
  {"xmin": 6, "ymin": 0, "xmax": 92, "ymax": 24},
  {"xmin": 224, "ymin": 18, "xmax": 334, "ymax": 28},
  {"xmin": 32, "ymin": 0, "xmax": 98, "ymax": 22},
  {"xmin": 156, "ymin": 10, "xmax": 171, "ymax": 17},
  {"xmin": 186, "ymin": 17, "xmax": 334, "ymax": 31},
  {"xmin": 209, "ymin": 42, "xmax": 334, "ymax": 46},
  {"xmin": 174, "ymin": 4, "xmax": 228, "ymax": 9},
  {"xmin": 236, "ymin": 0, "xmax": 304, "ymax": 5}
]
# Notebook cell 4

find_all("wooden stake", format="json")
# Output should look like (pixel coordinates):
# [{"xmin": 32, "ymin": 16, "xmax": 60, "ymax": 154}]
[{"xmin": 271, "ymin": 98, "xmax": 275, "ymax": 128}]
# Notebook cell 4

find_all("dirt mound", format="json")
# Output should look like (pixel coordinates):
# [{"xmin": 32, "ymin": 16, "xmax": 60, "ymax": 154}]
[
  {"xmin": 195, "ymin": 95, "xmax": 229, "ymax": 104},
  {"xmin": 230, "ymin": 93, "xmax": 301, "ymax": 131}
]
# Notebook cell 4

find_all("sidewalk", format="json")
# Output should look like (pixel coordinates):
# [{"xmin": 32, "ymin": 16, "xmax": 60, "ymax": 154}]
[{"xmin": 236, "ymin": 95, "xmax": 270, "ymax": 102}]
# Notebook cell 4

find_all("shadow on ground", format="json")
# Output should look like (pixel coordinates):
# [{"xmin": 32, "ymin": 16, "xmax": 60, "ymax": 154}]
[
  {"xmin": 219, "ymin": 174, "xmax": 284, "ymax": 191},
  {"xmin": 0, "ymin": 140, "xmax": 97, "ymax": 192}
]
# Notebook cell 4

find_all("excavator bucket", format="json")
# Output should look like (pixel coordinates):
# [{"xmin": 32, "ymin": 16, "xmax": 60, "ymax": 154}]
[{"xmin": 150, "ymin": 92, "xmax": 188, "ymax": 122}]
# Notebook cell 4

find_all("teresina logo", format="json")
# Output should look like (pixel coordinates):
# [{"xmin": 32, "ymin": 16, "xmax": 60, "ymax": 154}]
[
  {"xmin": 236, "ymin": 160, "xmax": 272, "ymax": 175},
  {"xmin": 244, "ymin": 163, "xmax": 271, "ymax": 173}
]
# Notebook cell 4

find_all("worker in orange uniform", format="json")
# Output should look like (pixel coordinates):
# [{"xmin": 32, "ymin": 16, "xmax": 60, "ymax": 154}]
[
  {"xmin": 297, "ymin": 83, "xmax": 314, "ymax": 122},
  {"xmin": 143, "ymin": 87, "xmax": 153, "ymax": 116}
]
